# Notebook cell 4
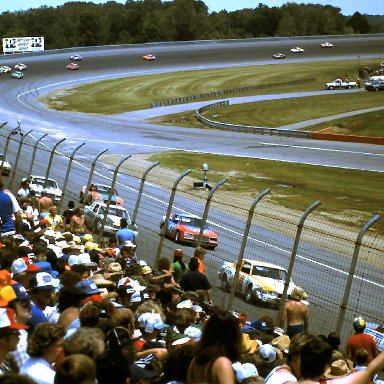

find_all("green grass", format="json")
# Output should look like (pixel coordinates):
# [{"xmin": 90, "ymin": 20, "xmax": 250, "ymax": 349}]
[
  {"xmin": 41, "ymin": 59, "xmax": 367, "ymax": 114},
  {"xmin": 147, "ymin": 152, "xmax": 383, "ymax": 224}
]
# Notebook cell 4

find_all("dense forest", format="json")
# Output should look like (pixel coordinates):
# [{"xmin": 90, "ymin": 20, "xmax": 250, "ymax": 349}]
[{"xmin": 0, "ymin": 0, "xmax": 381, "ymax": 50}]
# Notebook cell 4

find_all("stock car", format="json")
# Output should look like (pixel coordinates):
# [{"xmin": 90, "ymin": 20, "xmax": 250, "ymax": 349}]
[
  {"xmin": 84, "ymin": 201, "xmax": 132, "ymax": 235},
  {"xmin": 160, "ymin": 212, "xmax": 218, "ymax": 249},
  {"xmin": 143, "ymin": 54, "xmax": 156, "ymax": 61},
  {"xmin": 11, "ymin": 71, "xmax": 24, "ymax": 79},
  {"xmin": 25, "ymin": 175, "xmax": 63, "ymax": 204},
  {"xmin": 66, "ymin": 63, "xmax": 79, "ymax": 70},
  {"xmin": 80, "ymin": 183, "xmax": 124, "ymax": 206},
  {"xmin": 218, "ymin": 259, "xmax": 300, "ymax": 306},
  {"xmin": 0, "ymin": 154, "xmax": 11, "ymax": 176},
  {"xmin": 14, "ymin": 63, "xmax": 27, "ymax": 71},
  {"xmin": 0, "ymin": 65, "xmax": 11, "ymax": 74},
  {"xmin": 272, "ymin": 53, "xmax": 286, "ymax": 59},
  {"xmin": 320, "ymin": 42, "xmax": 333, "ymax": 48},
  {"xmin": 70, "ymin": 54, "xmax": 82, "ymax": 61},
  {"xmin": 290, "ymin": 46, "xmax": 304, "ymax": 53}
]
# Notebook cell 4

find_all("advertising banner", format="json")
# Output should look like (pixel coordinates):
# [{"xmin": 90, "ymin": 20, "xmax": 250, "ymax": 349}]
[{"xmin": 2, "ymin": 37, "xmax": 44, "ymax": 54}]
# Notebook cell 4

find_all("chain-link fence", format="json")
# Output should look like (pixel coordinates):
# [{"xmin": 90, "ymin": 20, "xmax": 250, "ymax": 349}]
[{"xmin": 1, "ymin": 123, "xmax": 382, "ymax": 348}]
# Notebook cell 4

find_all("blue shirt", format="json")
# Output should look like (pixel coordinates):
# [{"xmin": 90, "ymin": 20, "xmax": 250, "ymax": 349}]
[
  {"xmin": 0, "ymin": 190, "xmax": 15, "ymax": 233},
  {"xmin": 116, "ymin": 227, "xmax": 136, "ymax": 249}
]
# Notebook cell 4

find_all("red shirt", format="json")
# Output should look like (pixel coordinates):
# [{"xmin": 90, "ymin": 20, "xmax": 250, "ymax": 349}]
[{"xmin": 347, "ymin": 333, "xmax": 377, "ymax": 364}]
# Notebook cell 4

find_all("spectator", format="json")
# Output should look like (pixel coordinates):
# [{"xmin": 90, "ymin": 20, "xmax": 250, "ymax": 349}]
[
  {"xmin": 69, "ymin": 207, "xmax": 87, "ymax": 237},
  {"xmin": 0, "ymin": 176, "xmax": 22, "ymax": 236},
  {"xmin": 194, "ymin": 247, "xmax": 206, "ymax": 274},
  {"xmin": 17, "ymin": 181, "xmax": 30, "ymax": 202},
  {"xmin": 20, "ymin": 323, "xmax": 65, "ymax": 384},
  {"xmin": 45, "ymin": 206, "xmax": 64, "ymax": 232},
  {"xmin": 150, "ymin": 257, "xmax": 177, "ymax": 289},
  {"xmin": 116, "ymin": 218, "xmax": 136, "ymax": 249},
  {"xmin": 11, "ymin": 257, "xmax": 41, "ymax": 290},
  {"xmin": 264, "ymin": 332, "xmax": 317, "ymax": 384},
  {"xmin": 346, "ymin": 317, "xmax": 378, "ymax": 365},
  {"xmin": 62, "ymin": 201, "xmax": 75, "ymax": 231},
  {"xmin": 278, "ymin": 287, "xmax": 309, "ymax": 338},
  {"xmin": 38, "ymin": 191, "xmax": 53, "ymax": 218},
  {"xmin": 180, "ymin": 257, "xmax": 212, "ymax": 304},
  {"xmin": 54, "ymin": 354, "xmax": 96, "ymax": 384},
  {"xmin": 0, "ymin": 308, "xmax": 29, "ymax": 374},
  {"xmin": 171, "ymin": 248, "xmax": 188, "ymax": 283},
  {"xmin": 187, "ymin": 309, "xmax": 242, "ymax": 384}
]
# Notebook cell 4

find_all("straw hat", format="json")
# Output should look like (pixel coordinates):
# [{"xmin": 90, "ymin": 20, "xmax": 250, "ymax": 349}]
[
  {"xmin": 271, "ymin": 335, "xmax": 290, "ymax": 352},
  {"xmin": 89, "ymin": 274, "xmax": 116, "ymax": 288},
  {"xmin": 324, "ymin": 359, "xmax": 353, "ymax": 379}
]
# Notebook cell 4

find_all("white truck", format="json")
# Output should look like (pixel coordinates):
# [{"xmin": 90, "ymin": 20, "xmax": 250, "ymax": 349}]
[
  {"xmin": 325, "ymin": 78, "xmax": 357, "ymax": 90},
  {"xmin": 218, "ymin": 258, "xmax": 300, "ymax": 306}
]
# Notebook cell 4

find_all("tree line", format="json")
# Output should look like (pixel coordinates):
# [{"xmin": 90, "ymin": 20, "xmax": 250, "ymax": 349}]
[{"xmin": 0, "ymin": 0, "xmax": 376, "ymax": 50}]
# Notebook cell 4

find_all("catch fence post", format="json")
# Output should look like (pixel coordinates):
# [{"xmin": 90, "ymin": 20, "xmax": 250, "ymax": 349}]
[
  {"xmin": 335, "ymin": 214, "xmax": 381, "ymax": 335},
  {"xmin": 156, "ymin": 170, "xmax": 192, "ymax": 265},
  {"xmin": 225, "ymin": 188, "xmax": 271, "ymax": 311},
  {"xmin": 28, "ymin": 133, "xmax": 48, "ymax": 176},
  {"xmin": 43, "ymin": 138, "xmax": 66, "ymax": 188},
  {"xmin": 84, "ymin": 149, "xmax": 108, "ymax": 204},
  {"xmin": 277, "ymin": 200, "xmax": 321, "ymax": 325}
]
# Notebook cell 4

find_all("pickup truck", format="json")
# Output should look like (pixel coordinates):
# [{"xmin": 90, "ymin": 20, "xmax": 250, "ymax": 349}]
[
  {"xmin": 325, "ymin": 79, "xmax": 357, "ymax": 90},
  {"xmin": 218, "ymin": 259, "xmax": 299, "ymax": 306}
]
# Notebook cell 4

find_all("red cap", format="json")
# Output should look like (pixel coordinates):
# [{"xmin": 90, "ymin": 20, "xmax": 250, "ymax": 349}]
[
  {"xmin": 22, "ymin": 257, "xmax": 40, "ymax": 272},
  {"xmin": 0, "ymin": 270, "xmax": 17, "ymax": 287},
  {"xmin": 0, "ymin": 308, "xmax": 28, "ymax": 329}
]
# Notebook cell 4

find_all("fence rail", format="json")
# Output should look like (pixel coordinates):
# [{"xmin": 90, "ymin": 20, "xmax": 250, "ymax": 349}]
[{"xmin": 1, "ymin": 122, "xmax": 383, "ymax": 349}]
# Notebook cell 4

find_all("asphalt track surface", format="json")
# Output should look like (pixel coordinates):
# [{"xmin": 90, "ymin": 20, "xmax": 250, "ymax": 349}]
[
  {"xmin": 1, "ymin": 35, "xmax": 383, "ymax": 338},
  {"xmin": 1, "ymin": 34, "xmax": 384, "ymax": 172}
]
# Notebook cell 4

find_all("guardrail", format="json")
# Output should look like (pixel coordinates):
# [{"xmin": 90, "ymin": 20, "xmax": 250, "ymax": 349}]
[
  {"xmin": 195, "ymin": 101, "xmax": 313, "ymax": 138},
  {"xmin": 151, "ymin": 78, "xmax": 316, "ymax": 108}
]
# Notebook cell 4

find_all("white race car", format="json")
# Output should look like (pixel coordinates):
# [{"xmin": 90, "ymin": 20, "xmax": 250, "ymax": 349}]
[
  {"xmin": 320, "ymin": 42, "xmax": 333, "ymax": 48},
  {"xmin": 290, "ymin": 47, "xmax": 304, "ymax": 53},
  {"xmin": 0, "ymin": 65, "xmax": 11, "ymax": 74}
]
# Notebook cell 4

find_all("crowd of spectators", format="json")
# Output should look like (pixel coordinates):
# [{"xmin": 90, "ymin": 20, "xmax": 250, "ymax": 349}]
[{"xmin": 0, "ymin": 175, "xmax": 384, "ymax": 384}]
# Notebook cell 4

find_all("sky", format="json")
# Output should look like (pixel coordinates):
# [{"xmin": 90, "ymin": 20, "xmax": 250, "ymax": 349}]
[{"xmin": 0, "ymin": 0, "xmax": 382, "ymax": 16}]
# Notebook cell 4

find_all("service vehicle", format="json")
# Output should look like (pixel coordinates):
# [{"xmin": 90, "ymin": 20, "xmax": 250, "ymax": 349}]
[
  {"xmin": 0, "ymin": 65, "xmax": 11, "ymax": 74},
  {"xmin": 26, "ymin": 175, "xmax": 63, "ymax": 204},
  {"xmin": 325, "ymin": 78, "xmax": 357, "ymax": 90},
  {"xmin": 160, "ymin": 212, "xmax": 218, "ymax": 250},
  {"xmin": 0, "ymin": 154, "xmax": 11, "ymax": 176},
  {"xmin": 14, "ymin": 63, "xmax": 27, "ymax": 71},
  {"xmin": 80, "ymin": 183, "xmax": 124, "ymax": 206},
  {"xmin": 365, "ymin": 81, "xmax": 384, "ymax": 91},
  {"xmin": 290, "ymin": 47, "xmax": 304, "ymax": 53},
  {"xmin": 143, "ymin": 54, "xmax": 156, "ymax": 61},
  {"xmin": 84, "ymin": 201, "xmax": 132, "ymax": 235},
  {"xmin": 66, "ymin": 63, "xmax": 79, "ymax": 70},
  {"xmin": 218, "ymin": 258, "xmax": 300, "ymax": 306},
  {"xmin": 320, "ymin": 42, "xmax": 333, "ymax": 48},
  {"xmin": 364, "ymin": 76, "xmax": 384, "ymax": 88},
  {"xmin": 70, "ymin": 54, "xmax": 82, "ymax": 61},
  {"xmin": 11, "ymin": 71, "xmax": 24, "ymax": 79},
  {"xmin": 272, "ymin": 53, "xmax": 286, "ymax": 59}
]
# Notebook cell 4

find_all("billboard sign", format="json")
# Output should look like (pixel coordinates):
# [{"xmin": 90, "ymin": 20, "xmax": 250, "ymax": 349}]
[{"xmin": 2, "ymin": 37, "xmax": 44, "ymax": 54}]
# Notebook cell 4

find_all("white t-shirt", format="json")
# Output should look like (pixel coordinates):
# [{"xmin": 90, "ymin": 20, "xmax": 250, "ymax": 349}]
[
  {"xmin": 20, "ymin": 357, "xmax": 55, "ymax": 384},
  {"xmin": 264, "ymin": 365, "xmax": 297, "ymax": 384}
]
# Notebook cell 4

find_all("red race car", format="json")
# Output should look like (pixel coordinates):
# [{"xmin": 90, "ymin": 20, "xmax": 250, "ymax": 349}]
[
  {"xmin": 160, "ymin": 212, "xmax": 218, "ymax": 250},
  {"xmin": 66, "ymin": 63, "xmax": 79, "ymax": 70},
  {"xmin": 143, "ymin": 53, "xmax": 156, "ymax": 61}
]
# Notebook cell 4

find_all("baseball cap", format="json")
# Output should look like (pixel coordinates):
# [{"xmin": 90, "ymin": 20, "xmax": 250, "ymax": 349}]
[
  {"xmin": 11, "ymin": 257, "xmax": 41, "ymax": 275},
  {"xmin": 29, "ymin": 272, "xmax": 57, "ymax": 290},
  {"xmin": 138, "ymin": 313, "xmax": 168, "ymax": 333},
  {"xmin": 0, "ymin": 308, "xmax": 28, "ymax": 329},
  {"xmin": 258, "ymin": 344, "xmax": 276, "ymax": 362},
  {"xmin": 77, "ymin": 253, "xmax": 97, "ymax": 267},
  {"xmin": 0, "ymin": 270, "xmax": 17, "ymax": 287},
  {"xmin": 141, "ymin": 266, "xmax": 152, "ymax": 275},
  {"xmin": 83, "ymin": 234, "xmax": 93, "ymax": 243},
  {"xmin": 122, "ymin": 240, "xmax": 136, "ymax": 249},
  {"xmin": 130, "ymin": 290, "xmax": 150, "ymax": 303},
  {"xmin": 10, "ymin": 283, "xmax": 30, "ymax": 300},
  {"xmin": 232, "ymin": 362, "xmax": 258, "ymax": 383},
  {"xmin": 353, "ymin": 316, "xmax": 365, "ymax": 328},
  {"xmin": 130, "ymin": 354, "xmax": 161, "ymax": 383},
  {"xmin": 35, "ymin": 262, "xmax": 59, "ymax": 278},
  {"xmin": 251, "ymin": 319, "xmax": 271, "ymax": 333},
  {"xmin": 0, "ymin": 285, "xmax": 17, "ymax": 304},
  {"xmin": 75, "ymin": 280, "xmax": 102, "ymax": 296},
  {"xmin": 184, "ymin": 326, "xmax": 202, "ymax": 342},
  {"xmin": 174, "ymin": 249, "xmax": 183, "ymax": 257},
  {"xmin": 107, "ymin": 327, "xmax": 133, "ymax": 349}
]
